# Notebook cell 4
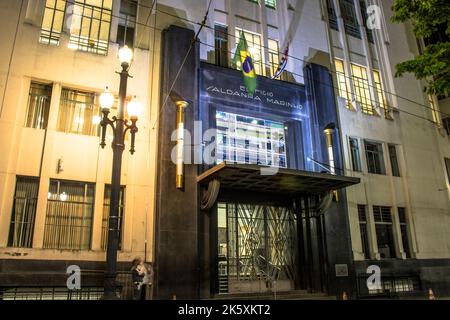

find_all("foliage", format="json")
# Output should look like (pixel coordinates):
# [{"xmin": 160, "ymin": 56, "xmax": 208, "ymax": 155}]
[{"xmin": 391, "ymin": 0, "xmax": 450, "ymax": 96}]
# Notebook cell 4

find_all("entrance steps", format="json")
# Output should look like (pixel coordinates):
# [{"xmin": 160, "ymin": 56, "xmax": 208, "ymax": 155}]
[{"xmin": 211, "ymin": 290, "xmax": 336, "ymax": 300}]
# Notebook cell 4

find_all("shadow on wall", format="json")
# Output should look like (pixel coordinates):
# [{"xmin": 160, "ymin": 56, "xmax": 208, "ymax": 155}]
[{"xmin": 157, "ymin": 4, "xmax": 196, "ymax": 33}]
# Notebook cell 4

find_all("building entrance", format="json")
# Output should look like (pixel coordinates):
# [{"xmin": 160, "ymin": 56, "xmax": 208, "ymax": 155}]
[{"xmin": 217, "ymin": 202, "xmax": 298, "ymax": 294}]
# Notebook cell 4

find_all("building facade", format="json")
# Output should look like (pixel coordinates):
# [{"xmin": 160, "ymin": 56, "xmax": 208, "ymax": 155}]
[{"xmin": 0, "ymin": 0, "xmax": 449, "ymax": 300}]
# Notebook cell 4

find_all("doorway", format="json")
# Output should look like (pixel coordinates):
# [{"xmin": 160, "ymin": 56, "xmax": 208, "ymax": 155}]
[{"xmin": 217, "ymin": 202, "xmax": 298, "ymax": 294}]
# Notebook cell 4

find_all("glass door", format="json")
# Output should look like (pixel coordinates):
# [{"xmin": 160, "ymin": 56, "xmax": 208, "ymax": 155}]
[{"xmin": 217, "ymin": 202, "xmax": 298, "ymax": 294}]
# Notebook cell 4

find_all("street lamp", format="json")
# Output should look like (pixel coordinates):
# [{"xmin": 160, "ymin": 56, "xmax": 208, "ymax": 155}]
[{"xmin": 100, "ymin": 45, "xmax": 142, "ymax": 299}]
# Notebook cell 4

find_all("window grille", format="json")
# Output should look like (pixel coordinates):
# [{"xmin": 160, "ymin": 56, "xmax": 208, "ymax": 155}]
[
  {"xmin": 8, "ymin": 177, "xmax": 39, "ymax": 248},
  {"xmin": 24, "ymin": 82, "xmax": 52, "ymax": 129},
  {"xmin": 68, "ymin": 0, "xmax": 112, "ymax": 55},
  {"xmin": 235, "ymin": 28, "xmax": 264, "ymax": 76},
  {"xmin": 43, "ymin": 180, "xmax": 95, "ymax": 250},
  {"xmin": 57, "ymin": 88, "xmax": 100, "ymax": 136},
  {"xmin": 365, "ymin": 141, "xmax": 385, "ymax": 175},
  {"xmin": 39, "ymin": 0, "xmax": 67, "ymax": 45}
]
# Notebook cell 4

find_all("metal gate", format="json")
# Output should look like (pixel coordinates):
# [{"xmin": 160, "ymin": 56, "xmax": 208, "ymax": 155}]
[{"xmin": 217, "ymin": 202, "xmax": 298, "ymax": 294}]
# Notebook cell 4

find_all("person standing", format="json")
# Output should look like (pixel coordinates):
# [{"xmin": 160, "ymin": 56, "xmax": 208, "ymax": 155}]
[{"xmin": 131, "ymin": 258, "xmax": 146, "ymax": 300}]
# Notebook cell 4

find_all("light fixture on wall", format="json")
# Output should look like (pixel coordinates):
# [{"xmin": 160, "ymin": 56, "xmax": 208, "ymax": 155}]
[
  {"xmin": 323, "ymin": 123, "xmax": 336, "ymax": 175},
  {"xmin": 175, "ymin": 100, "xmax": 189, "ymax": 190}
]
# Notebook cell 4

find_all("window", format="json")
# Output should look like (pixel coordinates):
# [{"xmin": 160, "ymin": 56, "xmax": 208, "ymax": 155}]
[
  {"xmin": 443, "ymin": 118, "xmax": 450, "ymax": 135},
  {"xmin": 373, "ymin": 206, "xmax": 395, "ymax": 259},
  {"xmin": 214, "ymin": 24, "xmax": 229, "ymax": 68},
  {"xmin": 68, "ymin": 0, "xmax": 113, "ymax": 55},
  {"xmin": 265, "ymin": 0, "xmax": 277, "ymax": 8},
  {"xmin": 445, "ymin": 158, "xmax": 450, "ymax": 184},
  {"xmin": 8, "ymin": 177, "xmax": 39, "ymax": 248},
  {"xmin": 373, "ymin": 70, "xmax": 389, "ymax": 116},
  {"xmin": 359, "ymin": 0, "xmax": 374, "ymax": 43},
  {"xmin": 268, "ymin": 39, "xmax": 280, "ymax": 78},
  {"xmin": 334, "ymin": 59, "xmax": 351, "ymax": 105},
  {"xmin": 351, "ymin": 64, "xmax": 373, "ymax": 114},
  {"xmin": 249, "ymin": 0, "xmax": 277, "ymax": 8},
  {"xmin": 117, "ymin": 0, "xmax": 137, "ymax": 48},
  {"xmin": 428, "ymin": 95, "xmax": 442, "ymax": 126},
  {"xmin": 40, "ymin": 0, "xmax": 66, "ymax": 45},
  {"xmin": 216, "ymin": 111, "xmax": 287, "ymax": 167},
  {"xmin": 398, "ymin": 208, "xmax": 411, "ymax": 258},
  {"xmin": 368, "ymin": 277, "xmax": 417, "ymax": 295},
  {"xmin": 340, "ymin": 0, "xmax": 361, "ymax": 38},
  {"xmin": 326, "ymin": 0, "xmax": 338, "ymax": 30},
  {"xmin": 57, "ymin": 88, "xmax": 101, "ymax": 136},
  {"xmin": 358, "ymin": 205, "xmax": 370, "ymax": 259},
  {"xmin": 388, "ymin": 144, "xmax": 400, "ymax": 177},
  {"xmin": 349, "ymin": 137, "xmax": 362, "ymax": 172},
  {"xmin": 0, "ymin": 287, "xmax": 104, "ymax": 300},
  {"xmin": 25, "ymin": 82, "xmax": 52, "ymax": 129},
  {"xmin": 365, "ymin": 141, "xmax": 385, "ymax": 174},
  {"xmin": 101, "ymin": 185, "xmax": 125, "ymax": 251},
  {"xmin": 235, "ymin": 28, "xmax": 263, "ymax": 76},
  {"xmin": 43, "ymin": 180, "xmax": 95, "ymax": 250}
]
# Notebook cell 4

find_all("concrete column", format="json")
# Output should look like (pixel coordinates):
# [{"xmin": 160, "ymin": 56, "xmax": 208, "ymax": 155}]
[
  {"xmin": 258, "ymin": 1, "xmax": 270, "ymax": 76},
  {"xmin": 91, "ymin": 180, "xmax": 106, "ymax": 251},
  {"xmin": 353, "ymin": 0, "xmax": 381, "ymax": 116},
  {"xmin": 382, "ymin": 143, "xmax": 405, "ymax": 259},
  {"xmin": 0, "ymin": 77, "xmax": 32, "ymax": 247},
  {"xmin": 359, "ymin": 138, "xmax": 380, "ymax": 260},
  {"xmin": 226, "ymin": 0, "xmax": 236, "ymax": 66},
  {"xmin": 32, "ymin": 83, "xmax": 61, "ymax": 248},
  {"xmin": 332, "ymin": 0, "xmax": 357, "ymax": 110}
]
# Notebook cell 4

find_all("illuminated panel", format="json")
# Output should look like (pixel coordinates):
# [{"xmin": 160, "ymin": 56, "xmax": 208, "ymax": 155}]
[{"xmin": 216, "ymin": 111, "xmax": 287, "ymax": 168}]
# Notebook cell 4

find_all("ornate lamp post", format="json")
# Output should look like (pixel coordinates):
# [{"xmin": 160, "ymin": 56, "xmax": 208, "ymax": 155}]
[{"xmin": 100, "ymin": 45, "xmax": 141, "ymax": 299}]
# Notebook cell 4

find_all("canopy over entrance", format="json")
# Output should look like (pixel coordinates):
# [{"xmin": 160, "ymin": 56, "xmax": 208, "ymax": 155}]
[{"xmin": 197, "ymin": 162, "xmax": 360, "ymax": 195}]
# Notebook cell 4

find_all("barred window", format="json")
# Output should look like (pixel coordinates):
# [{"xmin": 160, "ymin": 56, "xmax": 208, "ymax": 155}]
[
  {"xmin": 388, "ymin": 144, "xmax": 401, "ymax": 177},
  {"xmin": 334, "ymin": 59, "xmax": 351, "ymax": 105},
  {"xmin": 357, "ymin": 204, "xmax": 370, "ymax": 259},
  {"xmin": 68, "ymin": 0, "xmax": 113, "ymax": 55},
  {"xmin": 40, "ymin": 0, "xmax": 66, "ymax": 45},
  {"xmin": 398, "ymin": 207, "xmax": 411, "ymax": 258},
  {"xmin": 326, "ymin": 0, "xmax": 338, "ymax": 30},
  {"xmin": 8, "ymin": 177, "xmax": 39, "ymax": 248},
  {"xmin": 117, "ymin": 0, "xmax": 137, "ymax": 48},
  {"xmin": 235, "ymin": 28, "xmax": 263, "ymax": 76},
  {"xmin": 57, "ymin": 88, "xmax": 101, "ymax": 136},
  {"xmin": 268, "ymin": 39, "xmax": 280, "ymax": 78},
  {"xmin": 0, "ymin": 287, "xmax": 104, "ymax": 300},
  {"xmin": 349, "ymin": 137, "xmax": 362, "ymax": 172},
  {"xmin": 364, "ymin": 141, "xmax": 386, "ymax": 175},
  {"xmin": 25, "ymin": 82, "xmax": 52, "ymax": 129},
  {"xmin": 351, "ymin": 63, "xmax": 373, "ymax": 114},
  {"xmin": 43, "ymin": 180, "xmax": 95, "ymax": 250},
  {"xmin": 373, "ymin": 206, "xmax": 395, "ymax": 259},
  {"xmin": 340, "ymin": 0, "xmax": 361, "ymax": 38},
  {"xmin": 445, "ymin": 158, "xmax": 450, "ymax": 184},
  {"xmin": 359, "ymin": 0, "xmax": 374, "ymax": 43},
  {"xmin": 215, "ymin": 24, "xmax": 229, "ymax": 68},
  {"xmin": 101, "ymin": 185, "xmax": 125, "ymax": 251},
  {"xmin": 249, "ymin": 0, "xmax": 277, "ymax": 8},
  {"xmin": 265, "ymin": 0, "xmax": 277, "ymax": 8},
  {"xmin": 373, "ymin": 70, "xmax": 389, "ymax": 115}
]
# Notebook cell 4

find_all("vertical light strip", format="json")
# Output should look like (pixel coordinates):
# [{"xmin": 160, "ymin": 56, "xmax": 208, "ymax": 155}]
[{"xmin": 175, "ymin": 101, "xmax": 188, "ymax": 190}]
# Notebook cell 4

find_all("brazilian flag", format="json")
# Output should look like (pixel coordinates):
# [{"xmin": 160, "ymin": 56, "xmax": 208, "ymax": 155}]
[{"xmin": 233, "ymin": 31, "xmax": 257, "ymax": 95}]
